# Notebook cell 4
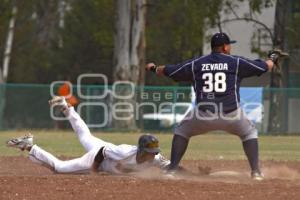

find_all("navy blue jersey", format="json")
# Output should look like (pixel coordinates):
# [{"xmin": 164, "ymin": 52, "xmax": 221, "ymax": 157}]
[{"xmin": 164, "ymin": 52, "xmax": 268, "ymax": 113}]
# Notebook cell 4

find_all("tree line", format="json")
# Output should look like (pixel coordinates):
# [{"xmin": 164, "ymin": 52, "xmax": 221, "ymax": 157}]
[{"xmin": 2, "ymin": 0, "xmax": 297, "ymax": 86}]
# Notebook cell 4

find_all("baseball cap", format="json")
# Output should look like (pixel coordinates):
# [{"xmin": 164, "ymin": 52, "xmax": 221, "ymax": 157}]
[
  {"xmin": 211, "ymin": 32, "xmax": 236, "ymax": 48},
  {"xmin": 138, "ymin": 134, "xmax": 160, "ymax": 154}
]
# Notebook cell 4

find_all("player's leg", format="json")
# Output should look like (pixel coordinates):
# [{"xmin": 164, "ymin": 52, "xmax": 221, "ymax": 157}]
[
  {"xmin": 29, "ymin": 145, "xmax": 99, "ymax": 173},
  {"xmin": 222, "ymin": 109, "xmax": 263, "ymax": 180},
  {"xmin": 6, "ymin": 133, "xmax": 99, "ymax": 173},
  {"xmin": 168, "ymin": 135, "xmax": 189, "ymax": 170},
  {"xmin": 28, "ymin": 145, "xmax": 63, "ymax": 172},
  {"xmin": 242, "ymin": 138, "xmax": 261, "ymax": 179},
  {"xmin": 168, "ymin": 108, "xmax": 214, "ymax": 171},
  {"xmin": 63, "ymin": 107, "xmax": 109, "ymax": 151},
  {"xmin": 49, "ymin": 96, "xmax": 110, "ymax": 151},
  {"xmin": 6, "ymin": 134, "xmax": 58, "ymax": 171}
]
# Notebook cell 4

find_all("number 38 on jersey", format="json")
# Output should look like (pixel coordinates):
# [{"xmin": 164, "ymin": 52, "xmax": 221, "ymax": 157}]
[{"xmin": 202, "ymin": 72, "xmax": 227, "ymax": 92}]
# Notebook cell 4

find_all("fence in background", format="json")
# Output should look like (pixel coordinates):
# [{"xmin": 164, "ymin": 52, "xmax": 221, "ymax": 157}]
[{"xmin": 0, "ymin": 83, "xmax": 299, "ymax": 135}]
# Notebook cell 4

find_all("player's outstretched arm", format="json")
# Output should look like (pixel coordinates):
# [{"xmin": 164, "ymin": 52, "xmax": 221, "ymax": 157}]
[
  {"xmin": 152, "ymin": 153, "xmax": 170, "ymax": 169},
  {"xmin": 146, "ymin": 59, "xmax": 194, "ymax": 82}
]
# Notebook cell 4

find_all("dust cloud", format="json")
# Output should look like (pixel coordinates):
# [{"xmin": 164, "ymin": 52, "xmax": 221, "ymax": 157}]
[{"xmin": 263, "ymin": 165, "xmax": 300, "ymax": 180}]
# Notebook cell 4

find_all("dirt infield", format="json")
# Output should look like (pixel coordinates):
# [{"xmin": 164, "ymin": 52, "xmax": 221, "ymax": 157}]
[{"xmin": 0, "ymin": 156, "xmax": 299, "ymax": 200}]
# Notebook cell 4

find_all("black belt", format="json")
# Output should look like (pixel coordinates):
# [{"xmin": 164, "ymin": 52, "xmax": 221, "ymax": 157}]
[
  {"xmin": 92, "ymin": 147, "xmax": 105, "ymax": 172},
  {"xmin": 95, "ymin": 147, "xmax": 105, "ymax": 163}
]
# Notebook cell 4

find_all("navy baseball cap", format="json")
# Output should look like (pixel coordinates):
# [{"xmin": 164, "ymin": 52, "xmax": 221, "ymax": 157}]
[{"xmin": 211, "ymin": 32, "xmax": 236, "ymax": 48}]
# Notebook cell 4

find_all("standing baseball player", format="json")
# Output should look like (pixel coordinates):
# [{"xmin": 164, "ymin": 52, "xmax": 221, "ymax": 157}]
[
  {"xmin": 146, "ymin": 32, "xmax": 283, "ymax": 180},
  {"xmin": 6, "ymin": 96, "xmax": 170, "ymax": 174}
]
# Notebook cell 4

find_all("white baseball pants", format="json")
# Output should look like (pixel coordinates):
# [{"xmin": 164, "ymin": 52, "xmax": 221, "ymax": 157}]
[{"xmin": 28, "ymin": 107, "xmax": 111, "ymax": 173}]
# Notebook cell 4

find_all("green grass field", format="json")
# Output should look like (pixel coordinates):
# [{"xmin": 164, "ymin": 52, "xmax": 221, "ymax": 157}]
[{"xmin": 0, "ymin": 130, "xmax": 299, "ymax": 161}]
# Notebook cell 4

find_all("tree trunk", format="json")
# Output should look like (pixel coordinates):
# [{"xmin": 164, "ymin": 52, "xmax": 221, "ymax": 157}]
[
  {"xmin": 130, "ymin": 0, "xmax": 146, "ymax": 84},
  {"xmin": 268, "ymin": 0, "xmax": 290, "ymax": 133},
  {"xmin": 0, "ymin": 3, "xmax": 17, "ymax": 129},
  {"xmin": 58, "ymin": 0, "xmax": 67, "ymax": 48},
  {"xmin": 131, "ymin": 0, "xmax": 147, "ymax": 130},
  {"xmin": 1, "ymin": 5, "xmax": 17, "ymax": 83},
  {"xmin": 113, "ymin": 0, "xmax": 146, "ymax": 130},
  {"xmin": 35, "ymin": 0, "xmax": 58, "ymax": 49},
  {"xmin": 113, "ymin": 0, "xmax": 131, "ymax": 81}
]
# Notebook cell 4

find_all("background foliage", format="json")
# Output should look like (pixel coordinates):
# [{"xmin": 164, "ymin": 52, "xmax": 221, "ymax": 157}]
[{"xmin": 0, "ymin": 0, "xmax": 299, "ymax": 85}]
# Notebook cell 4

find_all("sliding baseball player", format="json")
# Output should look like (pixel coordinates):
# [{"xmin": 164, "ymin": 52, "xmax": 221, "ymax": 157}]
[{"xmin": 7, "ymin": 96, "xmax": 170, "ymax": 174}]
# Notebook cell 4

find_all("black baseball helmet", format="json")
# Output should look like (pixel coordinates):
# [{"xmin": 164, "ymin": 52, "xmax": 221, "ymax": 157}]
[
  {"xmin": 211, "ymin": 32, "xmax": 236, "ymax": 48},
  {"xmin": 138, "ymin": 134, "xmax": 160, "ymax": 154}
]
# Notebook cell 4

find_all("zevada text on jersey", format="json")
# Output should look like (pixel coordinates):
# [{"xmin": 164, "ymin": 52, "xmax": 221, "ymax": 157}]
[{"xmin": 201, "ymin": 63, "xmax": 228, "ymax": 71}]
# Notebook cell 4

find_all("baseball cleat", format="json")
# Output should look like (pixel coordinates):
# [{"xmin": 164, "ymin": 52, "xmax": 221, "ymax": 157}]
[
  {"xmin": 48, "ymin": 96, "xmax": 68, "ymax": 109},
  {"xmin": 251, "ymin": 171, "xmax": 264, "ymax": 181},
  {"xmin": 6, "ymin": 133, "xmax": 33, "ymax": 151}
]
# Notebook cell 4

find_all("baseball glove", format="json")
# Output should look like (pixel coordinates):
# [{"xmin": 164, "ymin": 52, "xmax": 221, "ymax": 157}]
[{"xmin": 268, "ymin": 49, "xmax": 289, "ymax": 65}]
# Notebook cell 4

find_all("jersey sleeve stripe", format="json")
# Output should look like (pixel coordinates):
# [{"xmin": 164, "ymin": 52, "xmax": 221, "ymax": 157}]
[
  {"xmin": 168, "ymin": 62, "xmax": 191, "ymax": 76},
  {"xmin": 191, "ymin": 61, "xmax": 197, "ymax": 90},
  {"xmin": 235, "ymin": 58, "xmax": 240, "ymax": 108},
  {"xmin": 239, "ymin": 58, "xmax": 266, "ymax": 71}
]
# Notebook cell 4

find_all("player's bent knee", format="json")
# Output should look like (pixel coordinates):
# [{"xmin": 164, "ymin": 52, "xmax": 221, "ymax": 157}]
[
  {"xmin": 174, "ymin": 131, "xmax": 191, "ymax": 140},
  {"xmin": 53, "ymin": 161, "xmax": 65, "ymax": 173},
  {"xmin": 240, "ymin": 130, "xmax": 258, "ymax": 142}
]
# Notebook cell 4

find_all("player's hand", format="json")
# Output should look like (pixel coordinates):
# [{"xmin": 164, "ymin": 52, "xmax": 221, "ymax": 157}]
[{"xmin": 145, "ymin": 63, "xmax": 157, "ymax": 72}]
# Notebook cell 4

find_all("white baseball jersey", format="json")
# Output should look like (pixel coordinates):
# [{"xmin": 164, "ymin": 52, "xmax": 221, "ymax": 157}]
[{"xmin": 100, "ymin": 144, "xmax": 170, "ymax": 174}]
